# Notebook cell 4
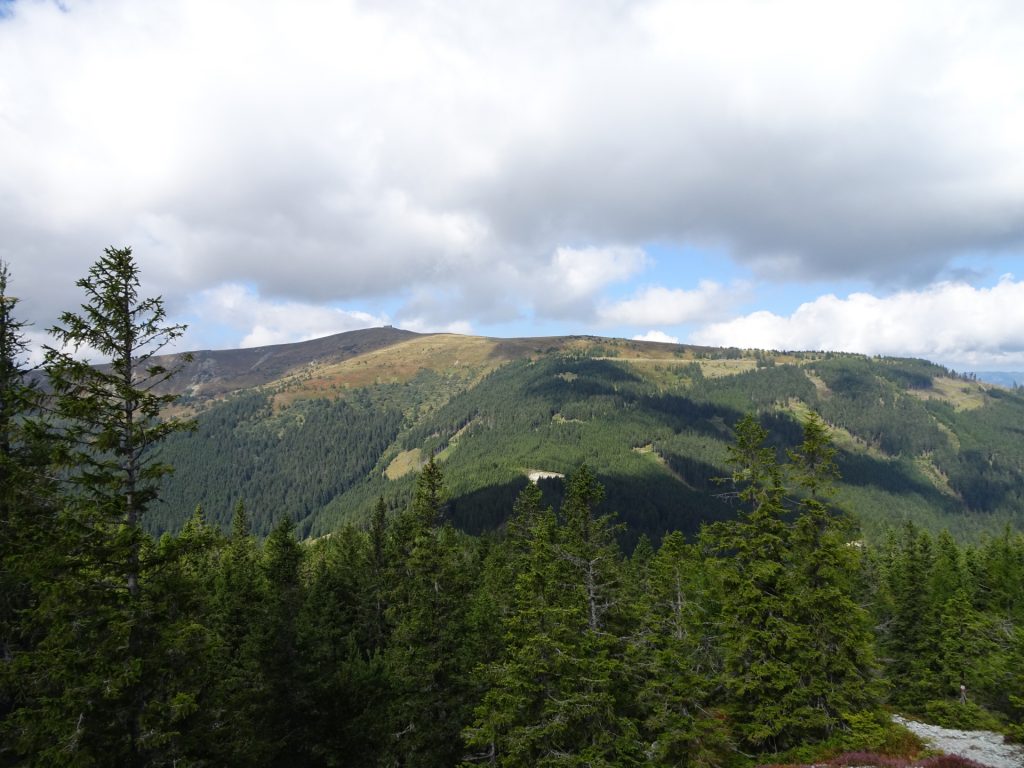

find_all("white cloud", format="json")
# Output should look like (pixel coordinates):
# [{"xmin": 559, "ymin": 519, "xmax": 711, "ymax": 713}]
[
  {"xmin": 691, "ymin": 277, "xmax": 1024, "ymax": 367},
  {"xmin": 397, "ymin": 317, "xmax": 475, "ymax": 336},
  {"xmin": 3, "ymin": 0, "xmax": 1023, "ymax": 344},
  {"xmin": 189, "ymin": 284, "xmax": 387, "ymax": 349},
  {"xmin": 548, "ymin": 246, "xmax": 648, "ymax": 299},
  {"xmin": 535, "ymin": 246, "xmax": 649, "ymax": 318},
  {"xmin": 633, "ymin": 330, "xmax": 680, "ymax": 344},
  {"xmin": 598, "ymin": 281, "xmax": 737, "ymax": 326}
]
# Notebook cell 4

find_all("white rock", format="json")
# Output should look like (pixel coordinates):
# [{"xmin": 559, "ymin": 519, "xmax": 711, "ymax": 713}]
[{"xmin": 892, "ymin": 715, "xmax": 1024, "ymax": 768}]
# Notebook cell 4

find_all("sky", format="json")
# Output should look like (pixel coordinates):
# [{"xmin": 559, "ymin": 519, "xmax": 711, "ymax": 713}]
[{"xmin": 1, "ymin": 0, "xmax": 1023, "ymax": 370}]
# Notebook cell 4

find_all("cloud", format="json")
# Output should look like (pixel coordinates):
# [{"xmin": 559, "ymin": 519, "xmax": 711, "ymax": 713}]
[
  {"xmin": 691, "ymin": 277, "xmax": 1024, "ymax": 367},
  {"xmin": 388, "ymin": 245, "xmax": 648, "ymax": 329},
  {"xmin": 397, "ymin": 317, "xmax": 475, "ymax": 336},
  {"xmin": 535, "ymin": 246, "xmax": 648, "ymax": 319},
  {"xmin": 189, "ymin": 284, "xmax": 387, "ymax": 349},
  {"xmin": 632, "ymin": 330, "xmax": 680, "ymax": 344},
  {"xmin": 598, "ymin": 281, "xmax": 738, "ymax": 326},
  {"xmin": 2, "ymin": 0, "xmax": 1022, "ymax": 344}
]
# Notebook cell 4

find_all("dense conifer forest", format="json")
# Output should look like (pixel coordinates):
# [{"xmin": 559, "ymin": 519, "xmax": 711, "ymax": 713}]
[
  {"xmin": 142, "ymin": 322, "xmax": 1024, "ymax": 546},
  {"xmin": 2, "ymin": 253, "xmax": 1023, "ymax": 766}
]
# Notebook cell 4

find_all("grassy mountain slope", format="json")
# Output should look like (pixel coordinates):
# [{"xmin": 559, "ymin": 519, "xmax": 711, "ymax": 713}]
[{"xmin": 150, "ymin": 328, "xmax": 1024, "ymax": 543}]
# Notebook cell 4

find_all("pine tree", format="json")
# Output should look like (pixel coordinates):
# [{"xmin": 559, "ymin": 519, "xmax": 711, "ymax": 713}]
[
  {"xmin": 464, "ymin": 468, "xmax": 641, "ymax": 767},
  {"xmin": 209, "ymin": 499, "xmax": 273, "ymax": 765},
  {"xmin": 633, "ymin": 531, "xmax": 732, "ymax": 767},
  {"xmin": 705, "ymin": 415, "xmax": 797, "ymax": 751},
  {"xmin": 884, "ymin": 522, "xmax": 942, "ymax": 707},
  {"xmin": 386, "ymin": 459, "xmax": 479, "ymax": 766},
  {"xmin": 9, "ymin": 247, "xmax": 193, "ymax": 766},
  {"xmin": 782, "ymin": 413, "xmax": 881, "ymax": 739},
  {"xmin": 0, "ymin": 261, "xmax": 58, "ymax": 761}
]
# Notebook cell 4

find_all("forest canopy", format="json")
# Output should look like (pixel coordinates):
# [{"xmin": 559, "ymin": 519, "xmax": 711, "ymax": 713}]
[{"xmin": 1, "ymin": 252, "xmax": 1023, "ymax": 767}]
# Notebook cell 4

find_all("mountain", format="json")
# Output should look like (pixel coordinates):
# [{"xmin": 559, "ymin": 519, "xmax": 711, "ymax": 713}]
[
  {"xmin": 971, "ymin": 371, "xmax": 1024, "ymax": 388},
  {"xmin": 148, "ymin": 327, "xmax": 1024, "ymax": 544}
]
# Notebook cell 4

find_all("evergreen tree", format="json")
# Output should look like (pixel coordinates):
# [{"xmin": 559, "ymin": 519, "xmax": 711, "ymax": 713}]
[
  {"xmin": 884, "ymin": 522, "xmax": 942, "ymax": 706},
  {"xmin": 366, "ymin": 495, "xmax": 390, "ymax": 653},
  {"xmin": 386, "ymin": 459, "xmax": 478, "ymax": 766},
  {"xmin": 937, "ymin": 587, "xmax": 986, "ymax": 699},
  {"xmin": 783, "ymin": 413, "xmax": 881, "ymax": 739},
  {"xmin": 135, "ymin": 506, "xmax": 224, "ymax": 765},
  {"xmin": 8, "ymin": 247, "xmax": 193, "ymax": 766},
  {"xmin": 297, "ymin": 527, "xmax": 389, "ymax": 767},
  {"xmin": 0, "ymin": 261, "xmax": 57, "ymax": 761},
  {"xmin": 633, "ymin": 531, "xmax": 732, "ymax": 767},
  {"xmin": 45, "ymin": 246, "xmax": 192, "ymax": 598},
  {"xmin": 259, "ymin": 517, "xmax": 307, "ymax": 766},
  {"xmin": 209, "ymin": 499, "xmax": 272, "ymax": 766},
  {"xmin": 705, "ymin": 415, "xmax": 797, "ymax": 751},
  {"xmin": 465, "ymin": 468, "xmax": 641, "ymax": 767}
]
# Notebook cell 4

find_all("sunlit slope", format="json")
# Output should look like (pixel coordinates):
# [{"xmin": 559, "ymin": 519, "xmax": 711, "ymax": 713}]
[{"xmin": 152, "ymin": 331, "xmax": 1024, "ymax": 543}]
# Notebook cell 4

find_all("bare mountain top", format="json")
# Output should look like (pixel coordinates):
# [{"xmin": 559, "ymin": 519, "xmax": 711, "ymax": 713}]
[{"xmin": 157, "ymin": 326, "xmax": 423, "ymax": 399}]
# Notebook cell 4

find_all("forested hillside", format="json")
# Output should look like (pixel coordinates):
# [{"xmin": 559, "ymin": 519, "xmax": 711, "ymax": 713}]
[
  {"xmin": 3, "ymin": 252, "xmax": 1023, "ymax": 767},
  {"xmin": 150, "ymin": 331, "xmax": 1024, "ymax": 544}
]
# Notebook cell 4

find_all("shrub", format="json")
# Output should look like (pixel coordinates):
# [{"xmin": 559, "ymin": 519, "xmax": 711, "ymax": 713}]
[
  {"xmin": 837, "ymin": 711, "xmax": 925, "ymax": 758},
  {"xmin": 921, "ymin": 699, "xmax": 1004, "ymax": 731}
]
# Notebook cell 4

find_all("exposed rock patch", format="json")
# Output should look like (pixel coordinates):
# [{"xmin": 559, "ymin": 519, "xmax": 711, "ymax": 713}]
[{"xmin": 893, "ymin": 715, "xmax": 1024, "ymax": 768}]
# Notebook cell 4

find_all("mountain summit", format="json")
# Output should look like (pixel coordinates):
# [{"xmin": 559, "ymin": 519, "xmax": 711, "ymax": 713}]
[{"xmin": 149, "ymin": 328, "xmax": 1024, "ymax": 543}]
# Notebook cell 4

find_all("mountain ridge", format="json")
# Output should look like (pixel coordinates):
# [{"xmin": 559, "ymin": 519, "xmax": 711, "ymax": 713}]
[{"xmin": 147, "ymin": 327, "xmax": 1024, "ymax": 544}]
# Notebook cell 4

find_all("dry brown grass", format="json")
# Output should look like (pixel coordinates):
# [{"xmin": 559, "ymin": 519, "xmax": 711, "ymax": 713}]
[
  {"xmin": 914, "ymin": 455, "xmax": 962, "ymax": 500},
  {"xmin": 269, "ymin": 335, "xmax": 505, "ymax": 408},
  {"xmin": 384, "ymin": 448, "xmax": 424, "ymax": 480},
  {"xmin": 906, "ymin": 377, "xmax": 988, "ymax": 411}
]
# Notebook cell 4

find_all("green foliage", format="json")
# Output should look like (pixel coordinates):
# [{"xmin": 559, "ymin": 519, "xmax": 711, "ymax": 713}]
[
  {"xmin": 7, "ymin": 247, "xmax": 196, "ymax": 766},
  {"xmin": 464, "ymin": 471, "xmax": 643, "ymax": 767},
  {"xmin": 632, "ymin": 531, "xmax": 733, "ymax": 766},
  {"xmin": 0, "ymin": 261, "xmax": 57, "ymax": 754},
  {"xmin": 155, "ymin": 391, "xmax": 404, "ymax": 537},
  {"xmin": 706, "ymin": 413, "xmax": 882, "ymax": 752},
  {"xmin": 385, "ymin": 460, "xmax": 482, "ymax": 766},
  {"xmin": 45, "ymin": 246, "xmax": 193, "ymax": 540},
  {"xmin": 149, "ymin": 336, "xmax": 1024, "ymax": 547},
  {"xmin": 7, "ymin": 257, "xmax": 1024, "ymax": 766},
  {"xmin": 835, "ymin": 711, "xmax": 924, "ymax": 756},
  {"xmin": 920, "ymin": 699, "xmax": 1005, "ymax": 731}
]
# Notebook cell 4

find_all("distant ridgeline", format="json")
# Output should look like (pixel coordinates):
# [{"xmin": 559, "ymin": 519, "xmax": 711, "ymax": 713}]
[
  {"xmin": 149, "ymin": 329, "xmax": 1024, "ymax": 543},
  {"xmin": 971, "ymin": 371, "xmax": 1024, "ymax": 388}
]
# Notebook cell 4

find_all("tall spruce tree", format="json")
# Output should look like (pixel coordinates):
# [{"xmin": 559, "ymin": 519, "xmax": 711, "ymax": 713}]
[
  {"xmin": 209, "ymin": 500, "xmax": 273, "ymax": 765},
  {"xmin": 0, "ymin": 261, "xmax": 57, "ymax": 761},
  {"xmin": 10, "ymin": 247, "xmax": 194, "ymax": 765},
  {"xmin": 783, "ymin": 413, "xmax": 881, "ymax": 739},
  {"xmin": 260, "ymin": 517, "xmax": 308, "ymax": 766},
  {"xmin": 884, "ymin": 522, "xmax": 942, "ymax": 707},
  {"xmin": 633, "ymin": 531, "xmax": 732, "ymax": 767},
  {"xmin": 705, "ymin": 413, "xmax": 882, "ymax": 752},
  {"xmin": 705, "ymin": 415, "xmax": 798, "ymax": 751},
  {"xmin": 464, "ymin": 467, "xmax": 641, "ymax": 767},
  {"xmin": 386, "ymin": 458, "xmax": 478, "ymax": 766},
  {"xmin": 45, "ymin": 246, "xmax": 192, "ymax": 597}
]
